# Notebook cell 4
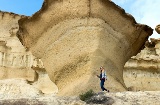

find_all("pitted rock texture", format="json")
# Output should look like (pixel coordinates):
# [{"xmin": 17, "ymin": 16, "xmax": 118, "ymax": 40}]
[
  {"xmin": 0, "ymin": 90, "xmax": 160, "ymax": 105},
  {"xmin": 107, "ymin": 91, "xmax": 160, "ymax": 105},
  {"xmin": 0, "ymin": 79, "xmax": 42, "ymax": 99},
  {"xmin": 124, "ymin": 38, "xmax": 160, "ymax": 91},
  {"xmin": 31, "ymin": 69, "xmax": 58, "ymax": 94},
  {"xmin": 0, "ymin": 11, "xmax": 57, "ymax": 94},
  {"xmin": 17, "ymin": 0, "xmax": 153, "ymax": 96},
  {"xmin": 0, "ymin": 12, "xmax": 36, "ymax": 81}
]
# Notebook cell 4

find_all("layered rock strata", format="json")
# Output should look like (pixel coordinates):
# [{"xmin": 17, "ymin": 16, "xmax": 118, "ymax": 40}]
[
  {"xmin": 0, "ymin": 12, "xmax": 35, "ymax": 81},
  {"xmin": 0, "ymin": 11, "xmax": 57, "ymax": 94},
  {"xmin": 124, "ymin": 38, "xmax": 160, "ymax": 91},
  {"xmin": 17, "ymin": 0, "xmax": 153, "ymax": 96}
]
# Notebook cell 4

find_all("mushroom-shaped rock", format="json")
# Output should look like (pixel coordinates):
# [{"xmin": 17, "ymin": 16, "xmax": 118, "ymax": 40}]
[
  {"xmin": 17, "ymin": 0, "xmax": 153, "ymax": 96},
  {"xmin": 155, "ymin": 24, "xmax": 160, "ymax": 34}
]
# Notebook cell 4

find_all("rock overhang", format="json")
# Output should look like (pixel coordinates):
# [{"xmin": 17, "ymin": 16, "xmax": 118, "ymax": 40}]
[
  {"xmin": 17, "ymin": 0, "xmax": 153, "ymax": 56},
  {"xmin": 16, "ymin": 0, "xmax": 153, "ymax": 96}
]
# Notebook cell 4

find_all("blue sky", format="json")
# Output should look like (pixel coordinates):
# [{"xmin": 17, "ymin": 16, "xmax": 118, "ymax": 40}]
[
  {"xmin": 0, "ymin": 0, "xmax": 160, "ymax": 39},
  {"xmin": 112, "ymin": 0, "xmax": 160, "ymax": 39},
  {"xmin": 0, "ymin": 0, "xmax": 43, "ymax": 16}
]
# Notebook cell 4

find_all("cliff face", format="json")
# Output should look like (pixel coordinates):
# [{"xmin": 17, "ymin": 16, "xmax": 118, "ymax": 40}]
[
  {"xmin": 0, "ymin": 12, "xmax": 35, "ymax": 81},
  {"xmin": 124, "ymin": 38, "xmax": 160, "ymax": 91},
  {"xmin": 17, "ymin": 0, "xmax": 152, "ymax": 96},
  {"xmin": 0, "ymin": 12, "xmax": 57, "ymax": 94}
]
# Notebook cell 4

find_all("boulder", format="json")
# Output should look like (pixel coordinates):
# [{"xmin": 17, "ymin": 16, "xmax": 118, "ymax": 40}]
[{"xmin": 155, "ymin": 24, "xmax": 160, "ymax": 34}]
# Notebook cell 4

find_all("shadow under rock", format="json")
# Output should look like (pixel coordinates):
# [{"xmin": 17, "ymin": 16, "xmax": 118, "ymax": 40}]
[{"xmin": 86, "ymin": 92, "xmax": 114, "ymax": 105}]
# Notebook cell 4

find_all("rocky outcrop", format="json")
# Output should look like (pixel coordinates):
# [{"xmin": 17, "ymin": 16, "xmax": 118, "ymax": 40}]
[
  {"xmin": 155, "ymin": 24, "xmax": 160, "ymax": 34},
  {"xmin": 108, "ymin": 91, "xmax": 160, "ymax": 105},
  {"xmin": 0, "ymin": 89, "xmax": 160, "ymax": 105},
  {"xmin": 0, "ymin": 12, "xmax": 36, "ymax": 81},
  {"xmin": 0, "ymin": 79, "xmax": 42, "ymax": 99},
  {"xmin": 17, "ymin": 0, "xmax": 153, "ymax": 96},
  {"xmin": 0, "ymin": 11, "xmax": 57, "ymax": 94},
  {"xmin": 124, "ymin": 38, "xmax": 160, "ymax": 91},
  {"xmin": 31, "ymin": 69, "xmax": 58, "ymax": 94}
]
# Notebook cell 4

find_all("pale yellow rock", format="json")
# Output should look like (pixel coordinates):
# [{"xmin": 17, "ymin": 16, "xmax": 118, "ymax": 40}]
[
  {"xmin": 32, "ymin": 69, "xmax": 58, "ymax": 94},
  {"xmin": 0, "ymin": 12, "xmax": 57, "ymax": 94},
  {"xmin": 17, "ymin": 0, "xmax": 153, "ymax": 96},
  {"xmin": 0, "ymin": 79, "xmax": 42, "ymax": 99},
  {"xmin": 0, "ymin": 67, "xmax": 36, "ymax": 81},
  {"xmin": 124, "ymin": 38, "xmax": 160, "ymax": 91},
  {"xmin": 0, "ymin": 12, "xmax": 37, "ymax": 81},
  {"xmin": 107, "ymin": 91, "xmax": 160, "ymax": 105}
]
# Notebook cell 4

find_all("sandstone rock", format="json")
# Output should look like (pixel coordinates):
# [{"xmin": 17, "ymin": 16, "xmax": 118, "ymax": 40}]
[
  {"xmin": 0, "ymin": 90, "xmax": 160, "ymax": 105},
  {"xmin": 0, "ymin": 11, "xmax": 57, "ymax": 94},
  {"xmin": 0, "ymin": 12, "xmax": 37, "ymax": 81},
  {"xmin": 155, "ymin": 24, "xmax": 160, "ymax": 34},
  {"xmin": 17, "ymin": 0, "xmax": 153, "ymax": 96},
  {"xmin": 32, "ymin": 69, "xmax": 58, "ymax": 94},
  {"xmin": 107, "ymin": 91, "xmax": 160, "ymax": 105},
  {"xmin": 124, "ymin": 38, "xmax": 160, "ymax": 91},
  {"xmin": 0, "ymin": 79, "xmax": 42, "ymax": 99}
]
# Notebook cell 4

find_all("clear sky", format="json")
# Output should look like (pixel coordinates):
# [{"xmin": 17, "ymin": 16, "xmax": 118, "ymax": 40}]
[
  {"xmin": 0, "ymin": 0, "xmax": 159, "ymax": 39},
  {"xmin": 0, "ymin": 0, "xmax": 43, "ymax": 16}
]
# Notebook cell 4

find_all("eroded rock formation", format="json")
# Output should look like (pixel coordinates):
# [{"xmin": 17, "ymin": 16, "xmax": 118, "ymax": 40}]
[
  {"xmin": 0, "ymin": 12, "xmax": 36, "ymax": 81},
  {"xmin": 124, "ymin": 38, "xmax": 160, "ymax": 91},
  {"xmin": 0, "ymin": 11, "xmax": 57, "ymax": 94},
  {"xmin": 17, "ymin": 0, "xmax": 153, "ymax": 96},
  {"xmin": 155, "ymin": 24, "xmax": 160, "ymax": 34}
]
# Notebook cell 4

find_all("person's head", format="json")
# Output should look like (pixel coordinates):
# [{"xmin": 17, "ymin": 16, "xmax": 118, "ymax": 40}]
[{"xmin": 100, "ymin": 66, "xmax": 104, "ymax": 71}]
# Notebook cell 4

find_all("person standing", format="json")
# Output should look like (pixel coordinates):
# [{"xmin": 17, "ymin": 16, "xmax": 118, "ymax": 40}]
[{"xmin": 97, "ymin": 66, "xmax": 109, "ymax": 92}]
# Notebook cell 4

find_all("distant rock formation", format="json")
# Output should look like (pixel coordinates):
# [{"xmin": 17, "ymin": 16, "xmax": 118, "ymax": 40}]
[
  {"xmin": 0, "ymin": 11, "xmax": 57, "ymax": 94},
  {"xmin": 17, "ymin": 0, "xmax": 153, "ymax": 96},
  {"xmin": 124, "ymin": 38, "xmax": 160, "ymax": 91},
  {"xmin": 155, "ymin": 24, "xmax": 160, "ymax": 34},
  {"xmin": 0, "ymin": 12, "xmax": 35, "ymax": 81}
]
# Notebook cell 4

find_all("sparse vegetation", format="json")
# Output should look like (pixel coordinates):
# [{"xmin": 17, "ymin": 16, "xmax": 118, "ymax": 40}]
[{"xmin": 79, "ymin": 89, "xmax": 95, "ymax": 102}]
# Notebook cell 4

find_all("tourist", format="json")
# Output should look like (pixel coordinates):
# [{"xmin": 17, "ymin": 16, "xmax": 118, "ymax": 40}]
[{"xmin": 97, "ymin": 66, "xmax": 109, "ymax": 92}]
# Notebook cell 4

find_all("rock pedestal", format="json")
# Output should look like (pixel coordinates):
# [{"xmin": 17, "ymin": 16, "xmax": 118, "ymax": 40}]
[
  {"xmin": 124, "ymin": 38, "xmax": 160, "ymax": 91},
  {"xmin": 17, "ymin": 0, "xmax": 153, "ymax": 96}
]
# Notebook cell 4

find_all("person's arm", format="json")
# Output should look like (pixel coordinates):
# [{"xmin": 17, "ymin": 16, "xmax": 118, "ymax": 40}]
[{"xmin": 97, "ymin": 75, "xmax": 100, "ymax": 78}]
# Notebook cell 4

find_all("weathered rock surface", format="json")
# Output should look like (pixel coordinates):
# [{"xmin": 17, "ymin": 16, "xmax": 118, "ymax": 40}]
[
  {"xmin": 0, "ymin": 11, "xmax": 57, "ymax": 94},
  {"xmin": 31, "ymin": 69, "xmax": 58, "ymax": 94},
  {"xmin": 0, "ymin": 12, "xmax": 36, "ymax": 81},
  {"xmin": 155, "ymin": 24, "xmax": 160, "ymax": 34},
  {"xmin": 17, "ymin": 0, "xmax": 153, "ymax": 96},
  {"xmin": 124, "ymin": 38, "xmax": 160, "ymax": 91},
  {"xmin": 0, "ymin": 79, "xmax": 42, "ymax": 99},
  {"xmin": 0, "ymin": 88, "xmax": 160, "ymax": 105},
  {"xmin": 108, "ymin": 91, "xmax": 160, "ymax": 105}
]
